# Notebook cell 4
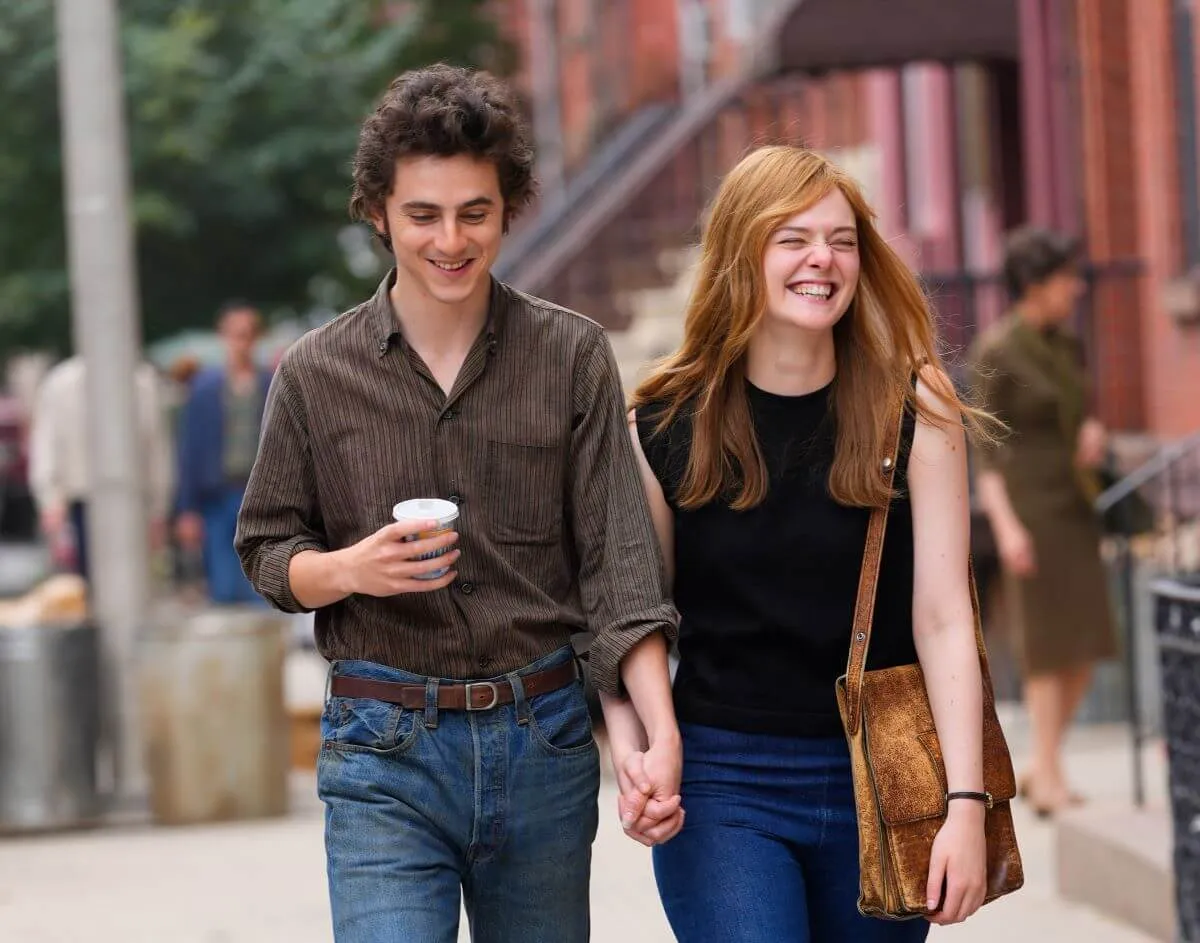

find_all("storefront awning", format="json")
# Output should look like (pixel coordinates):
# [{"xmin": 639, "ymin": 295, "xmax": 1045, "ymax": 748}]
[{"xmin": 767, "ymin": 0, "xmax": 1020, "ymax": 72}]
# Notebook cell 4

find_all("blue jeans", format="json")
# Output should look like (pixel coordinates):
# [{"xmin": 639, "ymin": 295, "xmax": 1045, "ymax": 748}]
[
  {"xmin": 201, "ymin": 485, "xmax": 260, "ymax": 604},
  {"xmin": 317, "ymin": 646, "xmax": 600, "ymax": 943},
  {"xmin": 653, "ymin": 723, "xmax": 931, "ymax": 943}
]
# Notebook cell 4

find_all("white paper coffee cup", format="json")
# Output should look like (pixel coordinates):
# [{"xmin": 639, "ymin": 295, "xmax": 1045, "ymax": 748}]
[{"xmin": 393, "ymin": 498, "xmax": 460, "ymax": 581}]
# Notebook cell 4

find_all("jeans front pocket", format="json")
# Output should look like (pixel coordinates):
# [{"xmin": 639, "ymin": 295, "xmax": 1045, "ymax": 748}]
[
  {"xmin": 527, "ymin": 680, "xmax": 596, "ymax": 757},
  {"xmin": 323, "ymin": 696, "xmax": 421, "ymax": 756}
]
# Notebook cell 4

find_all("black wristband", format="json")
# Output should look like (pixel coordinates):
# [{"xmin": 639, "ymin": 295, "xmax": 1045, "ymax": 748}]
[{"xmin": 946, "ymin": 790, "xmax": 993, "ymax": 809}]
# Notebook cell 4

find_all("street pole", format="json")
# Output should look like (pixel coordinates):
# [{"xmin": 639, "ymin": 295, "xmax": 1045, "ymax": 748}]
[{"xmin": 54, "ymin": 0, "xmax": 149, "ymax": 805}]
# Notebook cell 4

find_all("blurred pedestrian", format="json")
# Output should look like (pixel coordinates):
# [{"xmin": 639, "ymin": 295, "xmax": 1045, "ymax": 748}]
[
  {"xmin": 174, "ymin": 301, "xmax": 271, "ymax": 604},
  {"xmin": 235, "ymin": 64, "xmax": 679, "ymax": 943},
  {"xmin": 615, "ymin": 144, "xmax": 997, "ymax": 939},
  {"xmin": 27, "ymin": 355, "xmax": 174, "ymax": 581},
  {"xmin": 163, "ymin": 354, "xmax": 203, "ymax": 590},
  {"xmin": 164, "ymin": 354, "xmax": 201, "ymax": 428},
  {"xmin": 967, "ymin": 227, "xmax": 1117, "ymax": 816}
]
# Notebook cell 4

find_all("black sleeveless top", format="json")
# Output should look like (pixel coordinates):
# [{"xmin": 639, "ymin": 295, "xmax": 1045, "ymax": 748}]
[{"xmin": 637, "ymin": 380, "xmax": 919, "ymax": 737}]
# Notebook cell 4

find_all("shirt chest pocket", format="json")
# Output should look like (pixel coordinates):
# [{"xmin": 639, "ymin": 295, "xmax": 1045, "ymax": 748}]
[{"xmin": 484, "ymin": 439, "xmax": 564, "ymax": 544}]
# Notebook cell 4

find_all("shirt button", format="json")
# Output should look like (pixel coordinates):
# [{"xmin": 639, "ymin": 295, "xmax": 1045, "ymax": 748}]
[
  {"xmin": 443, "ymin": 408, "xmax": 456, "ymax": 421},
  {"xmin": 448, "ymin": 493, "xmax": 463, "ymax": 506},
  {"xmin": 478, "ymin": 657, "xmax": 493, "ymax": 671},
  {"xmin": 460, "ymin": 581, "xmax": 475, "ymax": 595}
]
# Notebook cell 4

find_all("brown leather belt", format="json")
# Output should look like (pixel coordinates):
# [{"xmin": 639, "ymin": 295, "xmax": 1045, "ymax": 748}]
[{"xmin": 329, "ymin": 659, "xmax": 579, "ymax": 712}]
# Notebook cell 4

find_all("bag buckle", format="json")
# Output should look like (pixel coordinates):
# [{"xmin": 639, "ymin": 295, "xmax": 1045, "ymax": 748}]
[{"xmin": 464, "ymin": 681, "xmax": 500, "ymax": 711}]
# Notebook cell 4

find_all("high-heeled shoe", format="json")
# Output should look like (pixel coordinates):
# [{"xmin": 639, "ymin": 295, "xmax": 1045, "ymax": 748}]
[
  {"xmin": 1018, "ymin": 772, "xmax": 1084, "ymax": 818},
  {"xmin": 1017, "ymin": 774, "xmax": 1054, "ymax": 818}
]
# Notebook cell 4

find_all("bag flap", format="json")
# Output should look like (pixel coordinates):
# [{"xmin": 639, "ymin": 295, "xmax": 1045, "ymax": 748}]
[{"xmin": 859, "ymin": 666, "xmax": 1018, "ymax": 826}]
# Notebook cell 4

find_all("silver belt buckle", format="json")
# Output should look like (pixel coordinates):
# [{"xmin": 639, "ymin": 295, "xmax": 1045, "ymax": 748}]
[{"xmin": 464, "ymin": 680, "xmax": 500, "ymax": 711}]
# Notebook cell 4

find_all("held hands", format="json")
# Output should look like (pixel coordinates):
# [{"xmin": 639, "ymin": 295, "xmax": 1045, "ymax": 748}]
[
  {"xmin": 925, "ymin": 801, "xmax": 988, "ymax": 925},
  {"xmin": 613, "ymin": 735, "xmax": 685, "ymax": 848},
  {"xmin": 341, "ymin": 519, "xmax": 460, "ymax": 596}
]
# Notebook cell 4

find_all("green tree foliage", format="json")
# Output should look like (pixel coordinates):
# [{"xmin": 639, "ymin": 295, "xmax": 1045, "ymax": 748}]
[{"xmin": 0, "ymin": 0, "xmax": 512, "ymax": 354}]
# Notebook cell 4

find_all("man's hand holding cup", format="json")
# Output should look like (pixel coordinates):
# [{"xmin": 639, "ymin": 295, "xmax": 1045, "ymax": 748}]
[{"xmin": 343, "ymin": 498, "xmax": 461, "ymax": 596}]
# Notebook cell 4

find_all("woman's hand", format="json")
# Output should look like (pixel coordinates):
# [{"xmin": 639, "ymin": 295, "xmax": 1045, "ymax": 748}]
[
  {"xmin": 996, "ymin": 519, "xmax": 1037, "ymax": 577},
  {"xmin": 925, "ymin": 801, "xmax": 988, "ymax": 925},
  {"xmin": 601, "ymin": 692, "xmax": 685, "ymax": 847},
  {"xmin": 614, "ymin": 736, "xmax": 685, "ymax": 848}
]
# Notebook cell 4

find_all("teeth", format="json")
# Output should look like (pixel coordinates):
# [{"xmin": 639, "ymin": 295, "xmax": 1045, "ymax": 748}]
[
  {"xmin": 432, "ymin": 260, "xmax": 469, "ymax": 271},
  {"xmin": 792, "ymin": 284, "xmax": 833, "ymax": 298}
]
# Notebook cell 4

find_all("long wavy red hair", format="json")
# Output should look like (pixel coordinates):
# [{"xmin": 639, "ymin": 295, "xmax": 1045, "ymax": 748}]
[{"xmin": 633, "ymin": 145, "xmax": 990, "ymax": 510}]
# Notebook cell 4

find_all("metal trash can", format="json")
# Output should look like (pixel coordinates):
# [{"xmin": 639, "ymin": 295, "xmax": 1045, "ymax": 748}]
[
  {"xmin": 137, "ymin": 605, "xmax": 289, "ymax": 825},
  {"xmin": 1152, "ymin": 576, "xmax": 1200, "ymax": 942},
  {"xmin": 0, "ymin": 541, "xmax": 53, "ymax": 597},
  {"xmin": 0, "ymin": 619, "xmax": 100, "ymax": 832}
]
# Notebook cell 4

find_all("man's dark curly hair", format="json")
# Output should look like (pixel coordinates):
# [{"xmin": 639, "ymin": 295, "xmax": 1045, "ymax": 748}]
[{"xmin": 350, "ymin": 64, "xmax": 537, "ymax": 249}]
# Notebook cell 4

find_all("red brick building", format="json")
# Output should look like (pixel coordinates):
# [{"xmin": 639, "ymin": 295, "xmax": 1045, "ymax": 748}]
[{"xmin": 493, "ymin": 0, "xmax": 1200, "ymax": 440}]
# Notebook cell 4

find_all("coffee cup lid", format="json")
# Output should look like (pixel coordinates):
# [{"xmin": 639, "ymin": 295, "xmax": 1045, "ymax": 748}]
[{"xmin": 392, "ymin": 498, "xmax": 459, "ymax": 524}]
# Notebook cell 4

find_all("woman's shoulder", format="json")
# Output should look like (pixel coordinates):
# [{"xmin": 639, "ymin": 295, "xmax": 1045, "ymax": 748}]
[
  {"xmin": 634, "ymin": 397, "xmax": 693, "ymax": 442},
  {"xmin": 633, "ymin": 397, "xmax": 694, "ymax": 493}
]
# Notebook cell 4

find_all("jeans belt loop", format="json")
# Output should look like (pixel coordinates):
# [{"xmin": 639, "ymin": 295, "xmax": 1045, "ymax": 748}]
[
  {"xmin": 509, "ymin": 670, "xmax": 531, "ymax": 726},
  {"xmin": 424, "ymin": 678, "xmax": 439, "ymax": 730},
  {"xmin": 324, "ymin": 659, "xmax": 337, "ymax": 705}
]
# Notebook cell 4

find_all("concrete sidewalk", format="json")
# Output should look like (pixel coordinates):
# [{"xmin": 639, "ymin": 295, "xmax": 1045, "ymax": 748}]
[{"xmin": 0, "ymin": 715, "xmax": 1166, "ymax": 942}]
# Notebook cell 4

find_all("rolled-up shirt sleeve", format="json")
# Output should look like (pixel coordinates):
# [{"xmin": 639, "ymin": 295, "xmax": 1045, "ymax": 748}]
[
  {"xmin": 235, "ymin": 358, "xmax": 327, "ymax": 613},
  {"xmin": 568, "ymin": 332, "xmax": 679, "ymax": 697}
]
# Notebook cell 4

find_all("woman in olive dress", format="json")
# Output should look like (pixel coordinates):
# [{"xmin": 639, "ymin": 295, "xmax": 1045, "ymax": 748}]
[{"xmin": 968, "ymin": 227, "xmax": 1117, "ymax": 816}]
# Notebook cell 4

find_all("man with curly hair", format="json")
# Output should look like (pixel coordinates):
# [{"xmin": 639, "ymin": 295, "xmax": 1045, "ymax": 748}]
[{"xmin": 236, "ymin": 64, "xmax": 682, "ymax": 941}]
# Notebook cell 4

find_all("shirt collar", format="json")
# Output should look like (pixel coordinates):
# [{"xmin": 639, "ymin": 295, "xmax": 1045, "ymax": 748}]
[{"xmin": 371, "ymin": 270, "xmax": 510, "ymax": 358}]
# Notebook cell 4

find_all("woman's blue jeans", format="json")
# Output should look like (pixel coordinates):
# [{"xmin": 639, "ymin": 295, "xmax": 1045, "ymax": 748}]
[{"xmin": 653, "ymin": 722, "xmax": 931, "ymax": 943}]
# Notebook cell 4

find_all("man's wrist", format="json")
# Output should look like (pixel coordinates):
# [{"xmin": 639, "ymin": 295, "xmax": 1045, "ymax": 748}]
[
  {"xmin": 291, "ymin": 545, "xmax": 357, "ymax": 604},
  {"xmin": 328, "ymin": 546, "xmax": 357, "ymax": 598},
  {"xmin": 605, "ymin": 732, "xmax": 643, "ymax": 764}
]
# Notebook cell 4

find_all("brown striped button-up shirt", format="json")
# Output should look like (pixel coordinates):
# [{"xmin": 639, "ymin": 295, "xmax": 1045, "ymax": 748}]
[{"xmin": 235, "ymin": 273, "xmax": 678, "ymax": 695}]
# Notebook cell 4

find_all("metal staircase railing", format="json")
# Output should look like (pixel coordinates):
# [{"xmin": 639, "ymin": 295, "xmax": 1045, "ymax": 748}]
[
  {"xmin": 494, "ymin": 104, "xmax": 676, "ymax": 286},
  {"xmin": 1096, "ymin": 429, "xmax": 1200, "ymax": 806}
]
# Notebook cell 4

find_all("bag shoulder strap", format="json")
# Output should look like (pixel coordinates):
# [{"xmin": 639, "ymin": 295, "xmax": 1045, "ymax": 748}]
[
  {"xmin": 842, "ymin": 392, "xmax": 992, "ymax": 736},
  {"xmin": 842, "ymin": 397, "xmax": 905, "ymax": 735}
]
